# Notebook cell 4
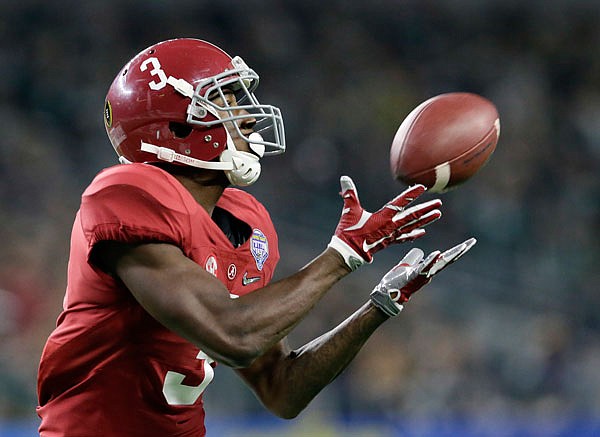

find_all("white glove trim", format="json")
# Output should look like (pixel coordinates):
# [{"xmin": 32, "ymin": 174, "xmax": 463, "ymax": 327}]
[{"xmin": 328, "ymin": 235, "xmax": 367, "ymax": 271}]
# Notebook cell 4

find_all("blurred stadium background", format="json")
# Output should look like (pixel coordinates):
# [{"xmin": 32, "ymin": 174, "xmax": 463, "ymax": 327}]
[{"xmin": 1, "ymin": 0, "xmax": 599, "ymax": 435}]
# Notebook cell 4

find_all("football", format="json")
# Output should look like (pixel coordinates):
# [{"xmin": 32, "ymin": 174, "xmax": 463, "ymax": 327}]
[{"xmin": 390, "ymin": 92, "xmax": 500, "ymax": 193}]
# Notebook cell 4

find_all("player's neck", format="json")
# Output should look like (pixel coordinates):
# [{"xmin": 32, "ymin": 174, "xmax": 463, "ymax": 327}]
[
  {"xmin": 175, "ymin": 174, "xmax": 226, "ymax": 216},
  {"xmin": 152, "ymin": 163, "xmax": 228, "ymax": 216}
]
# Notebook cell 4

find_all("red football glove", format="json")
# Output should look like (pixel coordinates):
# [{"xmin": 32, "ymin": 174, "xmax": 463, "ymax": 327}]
[
  {"xmin": 328, "ymin": 175, "xmax": 442, "ymax": 270},
  {"xmin": 370, "ymin": 238, "xmax": 477, "ymax": 316}
]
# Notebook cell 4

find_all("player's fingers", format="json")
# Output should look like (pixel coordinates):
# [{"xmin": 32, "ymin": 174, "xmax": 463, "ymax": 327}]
[
  {"xmin": 399, "ymin": 247, "xmax": 425, "ymax": 268},
  {"xmin": 339, "ymin": 175, "xmax": 361, "ymax": 210},
  {"xmin": 444, "ymin": 238, "xmax": 476, "ymax": 262},
  {"xmin": 391, "ymin": 207, "xmax": 441, "ymax": 244},
  {"xmin": 391, "ymin": 199, "xmax": 442, "ymax": 224},
  {"xmin": 456, "ymin": 237, "xmax": 477, "ymax": 259},
  {"xmin": 394, "ymin": 228, "xmax": 426, "ymax": 243},
  {"xmin": 383, "ymin": 248, "xmax": 424, "ymax": 284},
  {"xmin": 340, "ymin": 175, "xmax": 357, "ymax": 197},
  {"xmin": 427, "ymin": 238, "xmax": 475, "ymax": 276},
  {"xmin": 384, "ymin": 184, "xmax": 428, "ymax": 212},
  {"xmin": 397, "ymin": 184, "xmax": 427, "ymax": 206},
  {"xmin": 412, "ymin": 209, "xmax": 443, "ymax": 229},
  {"xmin": 427, "ymin": 256, "xmax": 453, "ymax": 277},
  {"xmin": 418, "ymin": 251, "xmax": 442, "ymax": 276},
  {"xmin": 391, "ymin": 209, "xmax": 442, "ymax": 242}
]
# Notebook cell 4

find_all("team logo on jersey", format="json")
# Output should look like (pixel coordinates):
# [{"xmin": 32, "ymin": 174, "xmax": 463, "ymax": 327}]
[
  {"xmin": 204, "ymin": 255, "xmax": 218, "ymax": 277},
  {"xmin": 250, "ymin": 228, "xmax": 269, "ymax": 271},
  {"xmin": 227, "ymin": 263, "xmax": 237, "ymax": 280}
]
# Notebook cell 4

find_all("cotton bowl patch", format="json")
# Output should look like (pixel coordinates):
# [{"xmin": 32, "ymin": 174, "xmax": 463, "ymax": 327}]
[{"xmin": 250, "ymin": 229, "xmax": 269, "ymax": 271}]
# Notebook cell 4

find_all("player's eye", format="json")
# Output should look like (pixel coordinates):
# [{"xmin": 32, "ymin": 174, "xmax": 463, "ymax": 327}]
[
  {"xmin": 208, "ymin": 89, "xmax": 236, "ymax": 107},
  {"xmin": 222, "ymin": 90, "xmax": 237, "ymax": 106}
]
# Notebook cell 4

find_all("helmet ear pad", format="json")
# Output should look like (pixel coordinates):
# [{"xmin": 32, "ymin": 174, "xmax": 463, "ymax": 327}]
[{"xmin": 220, "ymin": 149, "xmax": 261, "ymax": 187}]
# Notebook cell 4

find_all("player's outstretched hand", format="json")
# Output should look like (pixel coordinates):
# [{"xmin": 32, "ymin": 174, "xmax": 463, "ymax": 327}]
[
  {"xmin": 328, "ymin": 175, "xmax": 442, "ymax": 271},
  {"xmin": 370, "ymin": 238, "xmax": 477, "ymax": 317}
]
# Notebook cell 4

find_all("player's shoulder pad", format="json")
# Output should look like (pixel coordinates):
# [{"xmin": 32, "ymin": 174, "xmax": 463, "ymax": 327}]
[
  {"xmin": 220, "ymin": 188, "xmax": 272, "ymax": 217},
  {"xmin": 83, "ymin": 163, "xmax": 191, "ymax": 214}
]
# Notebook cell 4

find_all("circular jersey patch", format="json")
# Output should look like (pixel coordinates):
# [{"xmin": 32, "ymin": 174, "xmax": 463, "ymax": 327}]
[
  {"xmin": 204, "ymin": 255, "xmax": 218, "ymax": 277},
  {"xmin": 227, "ymin": 263, "xmax": 237, "ymax": 280}
]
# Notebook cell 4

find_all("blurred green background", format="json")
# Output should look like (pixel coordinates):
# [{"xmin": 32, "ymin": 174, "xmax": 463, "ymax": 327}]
[{"xmin": 1, "ymin": 0, "xmax": 599, "ymax": 435}]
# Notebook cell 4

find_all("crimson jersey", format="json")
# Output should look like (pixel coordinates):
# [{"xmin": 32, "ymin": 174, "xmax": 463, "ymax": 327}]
[{"xmin": 37, "ymin": 163, "xmax": 279, "ymax": 436}]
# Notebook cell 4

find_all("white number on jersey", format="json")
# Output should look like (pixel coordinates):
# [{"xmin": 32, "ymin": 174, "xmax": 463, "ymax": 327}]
[{"xmin": 162, "ymin": 350, "xmax": 215, "ymax": 406}]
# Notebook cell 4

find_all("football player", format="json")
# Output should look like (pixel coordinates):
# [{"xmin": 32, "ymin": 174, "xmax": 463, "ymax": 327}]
[{"xmin": 36, "ymin": 38, "xmax": 475, "ymax": 436}]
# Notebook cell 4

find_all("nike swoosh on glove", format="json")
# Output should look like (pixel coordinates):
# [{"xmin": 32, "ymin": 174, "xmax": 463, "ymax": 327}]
[{"xmin": 328, "ymin": 175, "xmax": 442, "ymax": 270}]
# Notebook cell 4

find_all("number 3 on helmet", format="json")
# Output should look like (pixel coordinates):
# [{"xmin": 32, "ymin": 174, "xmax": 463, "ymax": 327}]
[{"xmin": 104, "ymin": 38, "xmax": 286, "ymax": 186}]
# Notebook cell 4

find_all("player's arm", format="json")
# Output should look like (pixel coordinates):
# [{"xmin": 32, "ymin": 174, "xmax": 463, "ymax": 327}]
[
  {"xmin": 235, "ymin": 302, "xmax": 385, "ymax": 419},
  {"xmin": 235, "ymin": 238, "xmax": 476, "ymax": 419},
  {"xmin": 96, "ymin": 176, "xmax": 441, "ymax": 368},
  {"xmin": 98, "ymin": 241, "xmax": 347, "ymax": 368}
]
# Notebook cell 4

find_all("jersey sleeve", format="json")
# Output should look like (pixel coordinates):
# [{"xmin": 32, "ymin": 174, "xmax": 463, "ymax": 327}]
[{"xmin": 79, "ymin": 164, "xmax": 191, "ymax": 261}]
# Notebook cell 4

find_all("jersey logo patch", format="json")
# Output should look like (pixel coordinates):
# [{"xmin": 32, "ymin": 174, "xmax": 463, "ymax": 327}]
[
  {"xmin": 250, "ymin": 228, "xmax": 269, "ymax": 271},
  {"xmin": 227, "ymin": 263, "xmax": 237, "ymax": 280},
  {"xmin": 205, "ymin": 255, "xmax": 218, "ymax": 277}
]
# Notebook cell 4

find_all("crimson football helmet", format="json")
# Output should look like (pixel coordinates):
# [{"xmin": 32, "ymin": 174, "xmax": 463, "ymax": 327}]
[{"xmin": 104, "ymin": 38, "xmax": 285, "ymax": 186}]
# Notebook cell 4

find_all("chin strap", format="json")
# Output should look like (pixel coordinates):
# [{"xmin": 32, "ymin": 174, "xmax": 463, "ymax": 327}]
[
  {"xmin": 140, "ymin": 141, "xmax": 233, "ymax": 170},
  {"xmin": 139, "ymin": 140, "xmax": 262, "ymax": 187}
]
